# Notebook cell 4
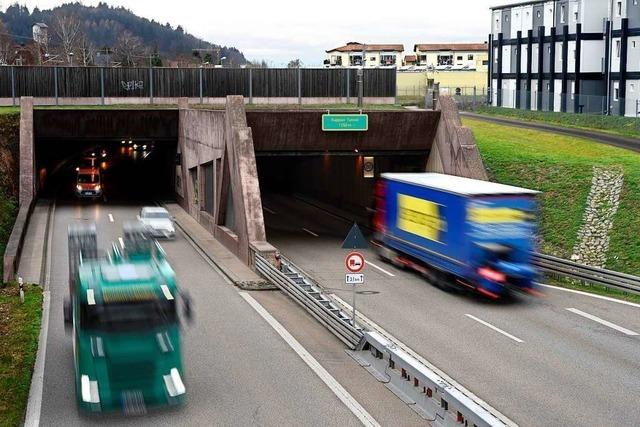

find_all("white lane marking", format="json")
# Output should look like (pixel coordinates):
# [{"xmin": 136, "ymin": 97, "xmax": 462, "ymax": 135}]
[
  {"xmin": 239, "ymin": 292, "xmax": 380, "ymax": 427},
  {"xmin": 24, "ymin": 291, "xmax": 49, "ymax": 427},
  {"xmin": 108, "ymin": 213, "xmax": 114, "ymax": 223},
  {"xmin": 330, "ymin": 294, "xmax": 517, "ymax": 427},
  {"xmin": 566, "ymin": 308, "xmax": 639, "ymax": 336},
  {"xmin": 365, "ymin": 260, "xmax": 395, "ymax": 277},
  {"xmin": 118, "ymin": 237, "xmax": 125, "ymax": 249},
  {"xmin": 302, "ymin": 228, "xmax": 319, "ymax": 237},
  {"xmin": 263, "ymin": 206, "xmax": 276, "ymax": 215},
  {"xmin": 539, "ymin": 283, "xmax": 640, "ymax": 309},
  {"xmin": 464, "ymin": 314, "xmax": 524, "ymax": 343}
]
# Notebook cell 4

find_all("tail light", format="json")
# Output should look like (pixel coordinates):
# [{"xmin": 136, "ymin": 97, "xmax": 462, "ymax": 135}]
[{"xmin": 478, "ymin": 267, "xmax": 506, "ymax": 283}]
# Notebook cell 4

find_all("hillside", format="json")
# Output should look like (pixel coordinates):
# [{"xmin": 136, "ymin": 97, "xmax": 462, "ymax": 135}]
[{"xmin": 0, "ymin": 2, "xmax": 246, "ymax": 66}]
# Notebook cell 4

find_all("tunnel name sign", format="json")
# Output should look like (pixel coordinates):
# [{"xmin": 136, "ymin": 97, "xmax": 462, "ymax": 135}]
[{"xmin": 322, "ymin": 114, "xmax": 368, "ymax": 131}]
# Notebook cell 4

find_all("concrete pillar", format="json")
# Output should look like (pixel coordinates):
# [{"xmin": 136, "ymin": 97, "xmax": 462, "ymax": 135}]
[
  {"xmin": 178, "ymin": 97, "xmax": 189, "ymax": 110},
  {"xmin": 19, "ymin": 97, "xmax": 34, "ymax": 206}
]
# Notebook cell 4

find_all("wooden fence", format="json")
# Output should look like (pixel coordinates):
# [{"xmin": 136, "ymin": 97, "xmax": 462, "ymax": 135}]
[{"xmin": 0, "ymin": 66, "xmax": 396, "ymax": 100}]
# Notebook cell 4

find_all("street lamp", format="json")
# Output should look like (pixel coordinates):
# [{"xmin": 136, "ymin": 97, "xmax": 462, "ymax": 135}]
[{"xmin": 220, "ymin": 56, "xmax": 226, "ymax": 67}]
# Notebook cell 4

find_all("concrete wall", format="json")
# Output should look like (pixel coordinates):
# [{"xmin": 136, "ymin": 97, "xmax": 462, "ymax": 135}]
[{"xmin": 426, "ymin": 96, "xmax": 488, "ymax": 181}]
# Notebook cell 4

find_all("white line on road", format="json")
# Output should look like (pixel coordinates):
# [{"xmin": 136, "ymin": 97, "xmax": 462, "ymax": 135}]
[
  {"xmin": 330, "ymin": 294, "xmax": 517, "ymax": 427},
  {"xmin": 24, "ymin": 291, "xmax": 50, "ymax": 427},
  {"xmin": 108, "ymin": 213, "xmax": 114, "ymax": 223},
  {"xmin": 239, "ymin": 292, "xmax": 380, "ymax": 427},
  {"xmin": 464, "ymin": 314, "xmax": 525, "ymax": 343},
  {"xmin": 302, "ymin": 228, "xmax": 319, "ymax": 237},
  {"xmin": 118, "ymin": 237, "xmax": 125, "ymax": 249},
  {"xmin": 566, "ymin": 308, "xmax": 639, "ymax": 336},
  {"xmin": 539, "ymin": 283, "xmax": 640, "ymax": 308},
  {"xmin": 365, "ymin": 260, "xmax": 395, "ymax": 277},
  {"xmin": 263, "ymin": 206, "xmax": 277, "ymax": 215}
]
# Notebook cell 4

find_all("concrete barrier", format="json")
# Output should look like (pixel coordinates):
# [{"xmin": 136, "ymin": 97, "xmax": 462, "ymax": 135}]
[{"xmin": 3, "ymin": 198, "xmax": 34, "ymax": 283}]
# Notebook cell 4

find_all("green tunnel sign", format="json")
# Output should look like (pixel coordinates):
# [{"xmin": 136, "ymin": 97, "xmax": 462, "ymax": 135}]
[{"xmin": 322, "ymin": 114, "xmax": 368, "ymax": 131}]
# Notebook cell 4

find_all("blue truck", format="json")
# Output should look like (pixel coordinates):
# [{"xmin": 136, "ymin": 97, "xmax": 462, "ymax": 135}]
[{"xmin": 372, "ymin": 173, "xmax": 540, "ymax": 298}]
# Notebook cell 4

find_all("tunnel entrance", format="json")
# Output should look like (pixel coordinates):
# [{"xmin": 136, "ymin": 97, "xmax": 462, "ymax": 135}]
[
  {"xmin": 33, "ymin": 109, "xmax": 178, "ymax": 202},
  {"xmin": 256, "ymin": 152, "xmax": 428, "ymax": 239}
]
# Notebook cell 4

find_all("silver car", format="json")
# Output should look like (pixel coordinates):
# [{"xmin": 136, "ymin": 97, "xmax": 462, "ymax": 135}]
[{"xmin": 137, "ymin": 207, "xmax": 175, "ymax": 239}]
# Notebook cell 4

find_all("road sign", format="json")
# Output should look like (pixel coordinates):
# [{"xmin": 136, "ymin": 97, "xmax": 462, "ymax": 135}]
[
  {"xmin": 345, "ymin": 252, "xmax": 365, "ymax": 273},
  {"xmin": 341, "ymin": 223, "xmax": 368, "ymax": 249},
  {"xmin": 345, "ymin": 273, "xmax": 364, "ymax": 285},
  {"xmin": 322, "ymin": 114, "xmax": 368, "ymax": 131}
]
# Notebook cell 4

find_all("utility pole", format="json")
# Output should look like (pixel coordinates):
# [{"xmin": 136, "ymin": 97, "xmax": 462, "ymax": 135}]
[{"xmin": 358, "ymin": 43, "xmax": 365, "ymax": 107}]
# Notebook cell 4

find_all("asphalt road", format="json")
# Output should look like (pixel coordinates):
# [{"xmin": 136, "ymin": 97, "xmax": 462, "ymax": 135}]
[
  {"xmin": 263, "ymin": 193, "xmax": 640, "ymax": 427},
  {"xmin": 33, "ymin": 200, "xmax": 421, "ymax": 426}
]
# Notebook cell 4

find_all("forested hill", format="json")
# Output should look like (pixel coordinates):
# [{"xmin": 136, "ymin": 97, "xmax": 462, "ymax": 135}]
[{"xmin": 0, "ymin": 2, "xmax": 246, "ymax": 65}]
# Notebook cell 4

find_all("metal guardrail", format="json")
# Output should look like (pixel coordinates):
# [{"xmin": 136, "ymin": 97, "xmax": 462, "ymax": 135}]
[
  {"xmin": 254, "ymin": 254, "xmax": 363, "ymax": 348},
  {"xmin": 351, "ymin": 331, "xmax": 509, "ymax": 427},
  {"xmin": 533, "ymin": 253, "xmax": 640, "ymax": 295}
]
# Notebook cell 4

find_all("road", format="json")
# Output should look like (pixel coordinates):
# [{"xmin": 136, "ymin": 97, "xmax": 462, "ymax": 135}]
[
  {"xmin": 32, "ymin": 199, "xmax": 422, "ymax": 426},
  {"xmin": 263, "ymin": 193, "xmax": 640, "ymax": 427}
]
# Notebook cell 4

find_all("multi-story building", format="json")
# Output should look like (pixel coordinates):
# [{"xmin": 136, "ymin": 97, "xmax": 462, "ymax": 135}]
[
  {"xmin": 413, "ymin": 43, "xmax": 489, "ymax": 70},
  {"xmin": 325, "ymin": 42, "xmax": 404, "ymax": 68},
  {"xmin": 489, "ymin": 0, "xmax": 640, "ymax": 116}
]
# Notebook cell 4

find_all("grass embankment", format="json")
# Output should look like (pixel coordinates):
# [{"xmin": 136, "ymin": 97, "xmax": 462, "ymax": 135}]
[
  {"xmin": 0, "ymin": 112, "xmax": 19, "ymax": 281},
  {"xmin": 474, "ymin": 105, "xmax": 640, "ymax": 139},
  {"xmin": 0, "ymin": 283, "xmax": 43, "ymax": 427},
  {"xmin": 464, "ymin": 118, "xmax": 640, "ymax": 278}
]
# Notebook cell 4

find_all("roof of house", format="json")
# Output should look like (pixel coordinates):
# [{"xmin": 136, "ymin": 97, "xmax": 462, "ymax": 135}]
[
  {"xmin": 414, "ymin": 43, "xmax": 488, "ymax": 52},
  {"xmin": 33, "ymin": 22, "xmax": 48, "ymax": 28},
  {"xmin": 327, "ymin": 42, "xmax": 404, "ymax": 53}
]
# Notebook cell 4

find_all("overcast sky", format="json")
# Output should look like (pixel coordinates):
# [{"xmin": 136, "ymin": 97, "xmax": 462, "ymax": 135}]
[{"xmin": 3, "ymin": 0, "xmax": 515, "ymax": 65}]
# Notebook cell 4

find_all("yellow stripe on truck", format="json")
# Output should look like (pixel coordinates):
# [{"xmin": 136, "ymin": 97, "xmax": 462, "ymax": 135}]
[{"xmin": 396, "ymin": 194, "xmax": 446, "ymax": 243}]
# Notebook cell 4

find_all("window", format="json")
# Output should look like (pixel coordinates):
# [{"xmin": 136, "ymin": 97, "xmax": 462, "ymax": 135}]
[
  {"xmin": 631, "ymin": 83, "xmax": 636, "ymax": 93},
  {"xmin": 616, "ymin": 40, "xmax": 621, "ymax": 58},
  {"xmin": 505, "ymin": 15, "xmax": 509, "ymax": 23},
  {"xmin": 546, "ymin": 83, "xmax": 550, "ymax": 91},
  {"xmin": 495, "ymin": 18, "xmax": 500, "ymax": 31},
  {"xmin": 537, "ymin": 10, "xmax": 542, "ymax": 18},
  {"xmin": 482, "ymin": 60, "xmax": 489, "ymax": 65},
  {"xmin": 560, "ymin": 5, "xmax": 566, "ymax": 23},
  {"xmin": 614, "ymin": 82, "xmax": 620, "ymax": 101},
  {"xmin": 468, "ymin": 54, "xmax": 474, "ymax": 60},
  {"xmin": 574, "ymin": 11, "xmax": 579, "ymax": 22},
  {"xmin": 548, "ymin": 46, "xmax": 551, "ymax": 53},
  {"xmin": 457, "ymin": 56, "xmax": 463, "ymax": 61},
  {"xmin": 617, "ymin": 1, "xmax": 622, "ymax": 16}
]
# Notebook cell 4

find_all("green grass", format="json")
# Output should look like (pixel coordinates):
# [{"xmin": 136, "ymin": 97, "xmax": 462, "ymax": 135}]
[
  {"xmin": 0, "ymin": 283, "xmax": 43, "ymax": 427},
  {"xmin": 464, "ymin": 117, "xmax": 640, "ymax": 275},
  {"xmin": 0, "ymin": 108, "xmax": 19, "ymax": 115},
  {"xmin": 475, "ymin": 105, "xmax": 640, "ymax": 139},
  {"xmin": 0, "ymin": 193, "xmax": 17, "ymax": 281}
]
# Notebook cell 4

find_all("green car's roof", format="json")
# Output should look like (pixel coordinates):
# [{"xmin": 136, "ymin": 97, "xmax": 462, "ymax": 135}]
[{"xmin": 78, "ymin": 257, "xmax": 177, "ymax": 306}]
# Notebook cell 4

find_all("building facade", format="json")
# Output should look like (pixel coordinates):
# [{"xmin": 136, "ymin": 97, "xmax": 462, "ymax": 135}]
[
  {"xmin": 325, "ymin": 42, "xmax": 404, "ymax": 68},
  {"xmin": 413, "ymin": 43, "xmax": 489, "ymax": 70},
  {"xmin": 490, "ymin": 0, "xmax": 640, "ymax": 116}
]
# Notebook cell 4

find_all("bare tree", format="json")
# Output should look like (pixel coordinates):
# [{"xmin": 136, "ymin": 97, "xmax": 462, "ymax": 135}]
[
  {"xmin": 52, "ymin": 11, "xmax": 82, "ymax": 65},
  {"xmin": 114, "ymin": 31, "xmax": 145, "ymax": 66},
  {"xmin": 0, "ymin": 20, "xmax": 14, "ymax": 65},
  {"xmin": 76, "ymin": 32, "xmax": 95, "ymax": 66}
]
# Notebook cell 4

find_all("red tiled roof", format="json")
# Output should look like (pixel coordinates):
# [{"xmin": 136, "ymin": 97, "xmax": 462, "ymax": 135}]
[
  {"xmin": 414, "ymin": 43, "xmax": 487, "ymax": 52},
  {"xmin": 327, "ymin": 42, "xmax": 404, "ymax": 53}
]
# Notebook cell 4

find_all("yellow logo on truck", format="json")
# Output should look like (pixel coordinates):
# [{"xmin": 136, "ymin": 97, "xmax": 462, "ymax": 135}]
[
  {"xmin": 397, "ymin": 194, "xmax": 445, "ymax": 242},
  {"xmin": 468, "ymin": 207, "xmax": 529, "ymax": 223}
]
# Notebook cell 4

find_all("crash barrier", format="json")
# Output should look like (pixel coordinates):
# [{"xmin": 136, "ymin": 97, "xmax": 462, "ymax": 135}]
[
  {"xmin": 2, "ymin": 198, "xmax": 35, "ymax": 283},
  {"xmin": 254, "ymin": 254, "xmax": 363, "ymax": 348},
  {"xmin": 350, "ymin": 331, "xmax": 509, "ymax": 427},
  {"xmin": 533, "ymin": 253, "xmax": 640, "ymax": 296}
]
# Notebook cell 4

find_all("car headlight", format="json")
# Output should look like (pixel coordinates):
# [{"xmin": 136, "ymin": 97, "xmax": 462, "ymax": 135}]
[
  {"xmin": 95, "ymin": 184, "xmax": 101, "ymax": 191},
  {"xmin": 76, "ymin": 185, "xmax": 82, "ymax": 191},
  {"xmin": 163, "ymin": 368, "xmax": 185, "ymax": 397},
  {"xmin": 81, "ymin": 374, "xmax": 100, "ymax": 403}
]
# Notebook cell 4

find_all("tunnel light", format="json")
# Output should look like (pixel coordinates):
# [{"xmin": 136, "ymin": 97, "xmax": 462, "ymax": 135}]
[
  {"xmin": 91, "ymin": 152, "xmax": 96, "ymax": 157},
  {"xmin": 354, "ymin": 148, "xmax": 359, "ymax": 153},
  {"xmin": 128, "ymin": 140, "xmax": 133, "ymax": 145},
  {"xmin": 75, "ymin": 167, "xmax": 79, "ymax": 171},
  {"xmin": 121, "ymin": 140, "xmax": 125, "ymax": 144}
]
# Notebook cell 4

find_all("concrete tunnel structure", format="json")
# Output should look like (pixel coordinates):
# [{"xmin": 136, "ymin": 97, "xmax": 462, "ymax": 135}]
[{"xmin": 5, "ymin": 95, "xmax": 487, "ymax": 280}]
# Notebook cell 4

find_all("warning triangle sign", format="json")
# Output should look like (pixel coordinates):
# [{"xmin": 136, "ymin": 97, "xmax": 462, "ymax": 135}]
[{"xmin": 341, "ymin": 223, "xmax": 368, "ymax": 249}]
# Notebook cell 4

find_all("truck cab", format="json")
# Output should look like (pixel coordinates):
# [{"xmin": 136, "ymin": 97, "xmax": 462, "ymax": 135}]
[
  {"xmin": 76, "ymin": 167, "xmax": 102, "ymax": 199},
  {"xmin": 65, "ymin": 223, "xmax": 190, "ymax": 414}
]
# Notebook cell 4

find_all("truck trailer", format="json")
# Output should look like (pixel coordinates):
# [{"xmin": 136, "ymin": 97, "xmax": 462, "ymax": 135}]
[{"xmin": 372, "ymin": 173, "xmax": 540, "ymax": 298}]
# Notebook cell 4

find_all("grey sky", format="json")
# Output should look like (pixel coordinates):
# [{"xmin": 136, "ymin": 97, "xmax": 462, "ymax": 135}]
[{"xmin": 5, "ymin": 1, "xmax": 515, "ymax": 65}]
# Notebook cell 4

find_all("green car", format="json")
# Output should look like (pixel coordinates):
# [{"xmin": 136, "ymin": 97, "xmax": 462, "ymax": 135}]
[{"xmin": 65, "ymin": 222, "xmax": 191, "ymax": 414}]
